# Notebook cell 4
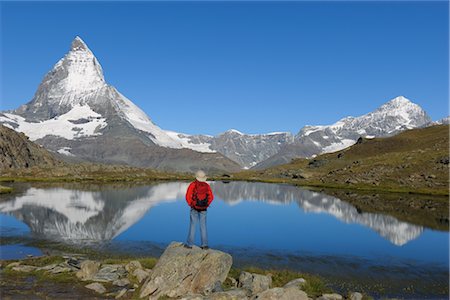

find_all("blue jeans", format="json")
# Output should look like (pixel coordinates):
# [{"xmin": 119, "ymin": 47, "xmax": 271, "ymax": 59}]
[{"xmin": 186, "ymin": 208, "xmax": 208, "ymax": 247}]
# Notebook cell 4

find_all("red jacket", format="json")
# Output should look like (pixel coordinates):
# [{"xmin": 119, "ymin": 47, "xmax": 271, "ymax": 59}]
[{"xmin": 185, "ymin": 180, "xmax": 214, "ymax": 208}]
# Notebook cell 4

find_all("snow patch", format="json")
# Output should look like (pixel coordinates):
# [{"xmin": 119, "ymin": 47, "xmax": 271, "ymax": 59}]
[
  {"xmin": 303, "ymin": 126, "xmax": 325, "ymax": 136},
  {"xmin": 0, "ymin": 105, "xmax": 107, "ymax": 140},
  {"xmin": 165, "ymin": 131, "xmax": 215, "ymax": 153},
  {"xmin": 226, "ymin": 129, "xmax": 244, "ymax": 135},
  {"xmin": 113, "ymin": 90, "xmax": 215, "ymax": 153},
  {"xmin": 57, "ymin": 147, "xmax": 75, "ymax": 156},
  {"xmin": 322, "ymin": 139, "xmax": 355, "ymax": 153}
]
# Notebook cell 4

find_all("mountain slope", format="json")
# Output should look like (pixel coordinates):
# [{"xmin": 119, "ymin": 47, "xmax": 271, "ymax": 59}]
[
  {"xmin": 0, "ymin": 37, "xmax": 240, "ymax": 174},
  {"xmin": 253, "ymin": 96, "xmax": 432, "ymax": 169},
  {"xmin": 0, "ymin": 124, "xmax": 63, "ymax": 169},
  {"xmin": 178, "ymin": 130, "xmax": 294, "ymax": 169},
  {"xmin": 0, "ymin": 36, "xmax": 440, "ymax": 172},
  {"xmin": 236, "ymin": 124, "xmax": 449, "ymax": 195}
]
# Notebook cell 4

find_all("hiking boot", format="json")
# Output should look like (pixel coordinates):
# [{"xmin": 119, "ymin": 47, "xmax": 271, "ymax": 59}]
[
  {"xmin": 201, "ymin": 246, "xmax": 209, "ymax": 250},
  {"xmin": 183, "ymin": 244, "xmax": 192, "ymax": 249}
]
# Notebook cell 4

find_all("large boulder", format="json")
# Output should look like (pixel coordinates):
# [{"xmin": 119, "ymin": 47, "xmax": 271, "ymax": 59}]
[{"xmin": 140, "ymin": 242, "xmax": 232, "ymax": 299}]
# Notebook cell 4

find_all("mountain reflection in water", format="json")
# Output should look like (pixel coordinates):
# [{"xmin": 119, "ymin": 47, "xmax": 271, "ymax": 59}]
[{"xmin": 0, "ymin": 182, "xmax": 423, "ymax": 246}]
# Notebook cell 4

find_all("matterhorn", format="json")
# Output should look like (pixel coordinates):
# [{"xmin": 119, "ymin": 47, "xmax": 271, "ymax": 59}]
[{"xmin": 0, "ymin": 36, "xmax": 241, "ymax": 173}]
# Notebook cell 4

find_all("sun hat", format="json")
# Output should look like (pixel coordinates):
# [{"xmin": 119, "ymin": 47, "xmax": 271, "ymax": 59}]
[{"xmin": 195, "ymin": 170, "xmax": 207, "ymax": 182}]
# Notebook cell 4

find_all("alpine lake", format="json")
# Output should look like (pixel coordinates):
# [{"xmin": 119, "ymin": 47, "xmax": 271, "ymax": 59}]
[{"xmin": 0, "ymin": 181, "xmax": 448, "ymax": 298}]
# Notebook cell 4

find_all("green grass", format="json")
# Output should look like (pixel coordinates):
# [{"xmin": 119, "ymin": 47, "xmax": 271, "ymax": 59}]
[
  {"xmin": 232, "ymin": 125, "xmax": 450, "ymax": 196},
  {"xmin": 226, "ymin": 267, "xmax": 333, "ymax": 297},
  {"xmin": 1, "ymin": 125, "xmax": 448, "ymax": 197},
  {"xmin": 0, "ymin": 184, "xmax": 13, "ymax": 193},
  {"xmin": 102, "ymin": 257, "xmax": 157, "ymax": 269},
  {"xmin": 24, "ymin": 256, "xmax": 65, "ymax": 267},
  {"xmin": 2, "ymin": 255, "xmax": 384, "ymax": 299}
]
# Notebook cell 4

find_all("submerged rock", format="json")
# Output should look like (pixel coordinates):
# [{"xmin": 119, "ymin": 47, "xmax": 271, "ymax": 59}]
[{"xmin": 140, "ymin": 242, "xmax": 232, "ymax": 299}]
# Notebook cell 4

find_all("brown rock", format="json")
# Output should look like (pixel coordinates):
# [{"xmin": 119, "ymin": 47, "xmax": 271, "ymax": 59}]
[
  {"xmin": 85, "ymin": 282, "xmax": 106, "ymax": 294},
  {"xmin": 125, "ymin": 260, "xmax": 142, "ymax": 273},
  {"xmin": 140, "ymin": 242, "xmax": 232, "ymax": 299},
  {"xmin": 76, "ymin": 260, "xmax": 100, "ymax": 281},
  {"xmin": 238, "ymin": 271, "xmax": 272, "ymax": 295},
  {"xmin": 132, "ymin": 268, "xmax": 150, "ymax": 283},
  {"xmin": 252, "ymin": 286, "xmax": 308, "ymax": 300}
]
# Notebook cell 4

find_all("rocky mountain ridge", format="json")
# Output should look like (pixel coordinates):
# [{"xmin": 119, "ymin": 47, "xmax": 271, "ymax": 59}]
[
  {"xmin": 0, "ymin": 37, "xmax": 240, "ymax": 174},
  {"xmin": 253, "ymin": 96, "xmax": 433, "ymax": 169},
  {"xmin": 0, "ymin": 36, "xmax": 446, "ymax": 171},
  {"xmin": 0, "ymin": 124, "xmax": 63, "ymax": 169}
]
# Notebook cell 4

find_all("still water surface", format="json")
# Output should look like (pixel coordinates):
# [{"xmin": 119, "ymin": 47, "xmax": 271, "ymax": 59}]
[{"xmin": 0, "ymin": 181, "xmax": 448, "ymax": 296}]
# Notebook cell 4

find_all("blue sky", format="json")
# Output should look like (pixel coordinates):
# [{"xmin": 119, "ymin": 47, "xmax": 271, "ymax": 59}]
[{"xmin": 1, "ymin": 1, "xmax": 448, "ymax": 135}]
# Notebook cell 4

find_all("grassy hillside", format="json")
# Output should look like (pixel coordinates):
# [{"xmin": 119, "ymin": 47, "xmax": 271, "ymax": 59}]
[{"xmin": 232, "ymin": 125, "xmax": 449, "ymax": 196}]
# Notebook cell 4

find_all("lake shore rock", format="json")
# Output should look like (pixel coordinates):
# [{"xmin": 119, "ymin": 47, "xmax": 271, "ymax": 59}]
[
  {"xmin": 252, "ymin": 286, "xmax": 309, "ymax": 300},
  {"xmin": 1, "ymin": 242, "xmax": 369, "ymax": 300},
  {"xmin": 139, "ymin": 241, "xmax": 233, "ymax": 299},
  {"xmin": 85, "ymin": 282, "xmax": 106, "ymax": 294},
  {"xmin": 76, "ymin": 260, "xmax": 100, "ymax": 281},
  {"xmin": 238, "ymin": 271, "xmax": 272, "ymax": 296}
]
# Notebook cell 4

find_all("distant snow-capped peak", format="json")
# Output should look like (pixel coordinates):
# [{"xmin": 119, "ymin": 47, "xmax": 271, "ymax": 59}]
[
  {"xmin": 294, "ymin": 95, "xmax": 432, "ymax": 155},
  {"xmin": 373, "ymin": 95, "xmax": 427, "ymax": 125}
]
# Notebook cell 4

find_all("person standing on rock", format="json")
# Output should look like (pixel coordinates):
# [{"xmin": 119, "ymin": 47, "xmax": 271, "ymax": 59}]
[{"xmin": 184, "ymin": 170, "xmax": 214, "ymax": 250}]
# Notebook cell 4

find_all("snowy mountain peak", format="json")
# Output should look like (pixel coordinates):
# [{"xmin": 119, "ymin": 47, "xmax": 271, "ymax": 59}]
[
  {"xmin": 29, "ymin": 36, "xmax": 106, "ymax": 111},
  {"xmin": 381, "ymin": 95, "xmax": 415, "ymax": 109},
  {"xmin": 387, "ymin": 95, "xmax": 410, "ymax": 104},
  {"xmin": 8, "ymin": 36, "xmax": 108, "ymax": 121},
  {"xmin": 281, "ymin": 95, "xmax": 433, "ymax": 166},
  {"xmin": 375, "ymin": 96, "xmax": 428, "ymax": 125},
  {"xmin": 70, "ymin": 36, "xmax": 89, "ymax": 52},
  {"xmin": 224, "ymin": 129, "xmax": 244, "ymax": 135},
  {"xmin": 52, "ymin": 36, "xmax": 106, "ymax": 94}
]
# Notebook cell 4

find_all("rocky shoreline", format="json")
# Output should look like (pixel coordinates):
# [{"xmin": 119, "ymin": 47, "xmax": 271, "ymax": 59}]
[{"xmin": 1, "ymin": 242, "xmax": 368, "ymax": 300}]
